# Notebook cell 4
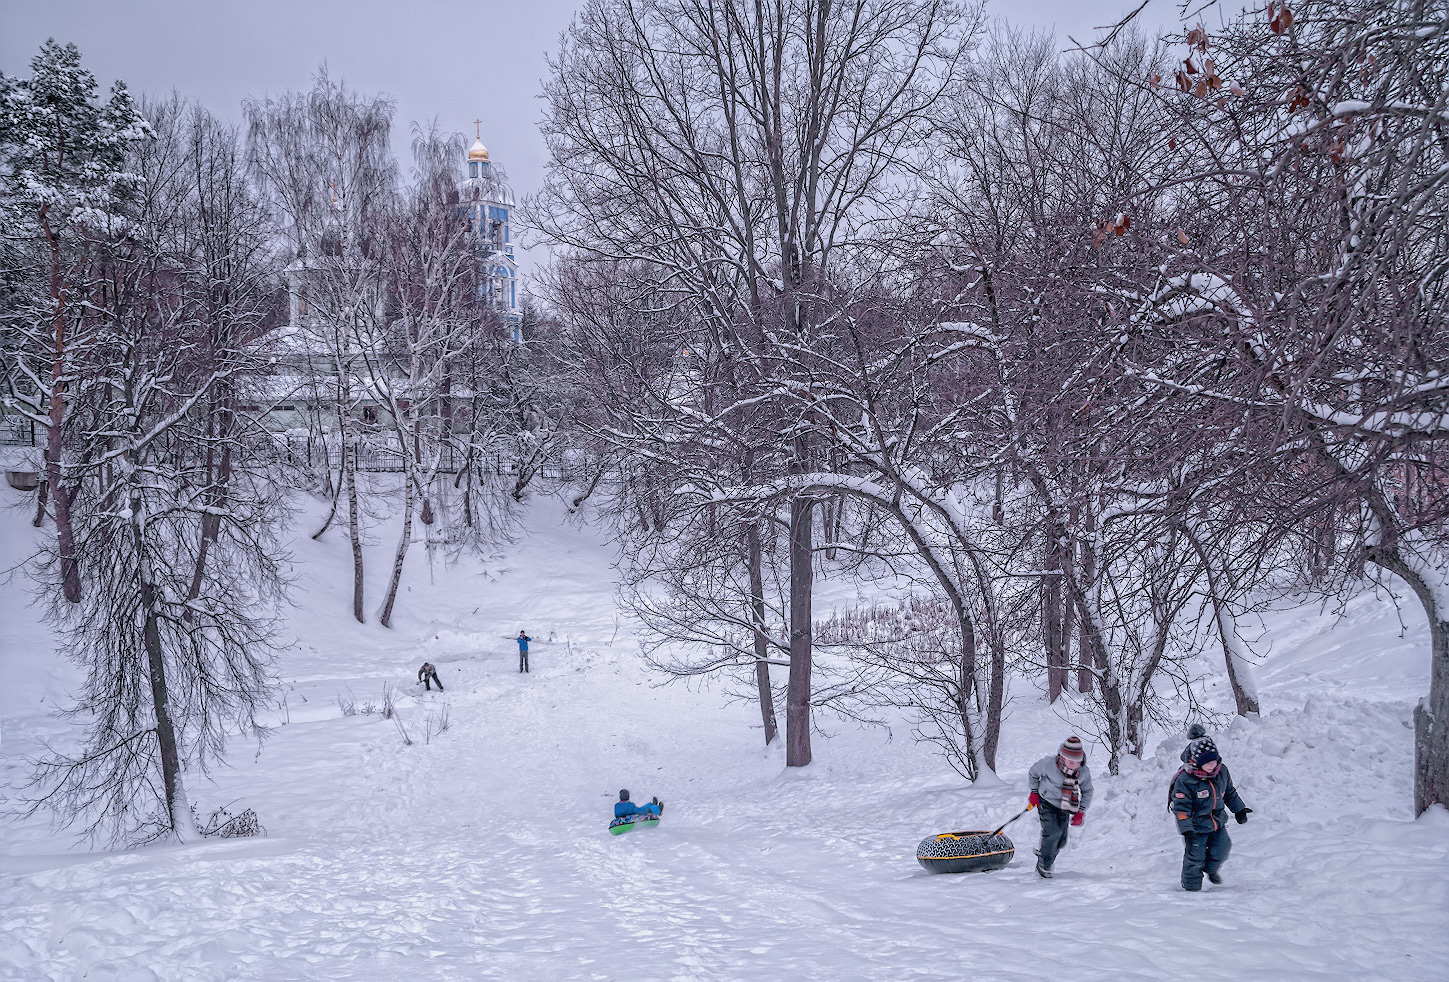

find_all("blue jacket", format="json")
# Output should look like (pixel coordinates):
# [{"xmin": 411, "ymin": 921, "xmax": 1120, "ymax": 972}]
[
  {"xmin": 517, "ymin": 635, "xmax": 530, "ymax": 652},
  {"xmin": 1169, "ymin": 765, "xmax": 1246, "ymax": 834},
  {"xmin": 614, "ymin": 801, "xmax": 659, "ymax": 819}
]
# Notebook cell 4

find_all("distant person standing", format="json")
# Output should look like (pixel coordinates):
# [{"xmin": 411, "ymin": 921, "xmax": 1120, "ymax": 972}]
[{"xmin": 517, "ymin": 631, "xmax": 531, "ymax": 673}]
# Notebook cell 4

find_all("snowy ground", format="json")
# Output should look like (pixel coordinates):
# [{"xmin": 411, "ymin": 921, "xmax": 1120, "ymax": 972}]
[{"xmin": 1, "ymin": 487, "xmax": 1447, "ymax": 981}]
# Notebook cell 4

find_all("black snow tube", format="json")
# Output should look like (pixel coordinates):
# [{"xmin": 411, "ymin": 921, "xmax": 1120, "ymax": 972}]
[{"xmin": 916, "ymin": 831, "xmax": 1015, "ymax": 874}]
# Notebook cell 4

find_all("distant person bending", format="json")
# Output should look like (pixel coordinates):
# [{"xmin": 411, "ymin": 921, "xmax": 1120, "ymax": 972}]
[
  {"xmin": 614, "ymin": 789, "xmax": 662, "ymax": 819},
  {"xmin": 1027, "ymin": 735, "xmax": 1093, "ymax": 879},
  {"xmin": 517, "ymin": 631, "xmax": 531, "ymax": 673},
  {"xmin": 417, "ymin": 662, "xmax": 444, "ymax": 691}
]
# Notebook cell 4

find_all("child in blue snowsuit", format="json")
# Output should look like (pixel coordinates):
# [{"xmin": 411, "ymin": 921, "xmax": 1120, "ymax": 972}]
[
  {"xmin": 615, "ymin": 789, "xmax": 662, "ymax": 819},
  {"xmin": 1170, "ymin": 737, "xmax": 1252, "ymax": 891}
]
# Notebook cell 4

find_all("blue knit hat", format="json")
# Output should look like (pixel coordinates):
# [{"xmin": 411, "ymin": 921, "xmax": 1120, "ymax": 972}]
[{"xmin": 1189, "ymin": 738, "xmax": 1221, "ymax": 769}]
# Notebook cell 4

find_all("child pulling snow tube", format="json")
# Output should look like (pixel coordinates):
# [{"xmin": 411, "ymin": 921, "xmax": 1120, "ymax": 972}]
[{"xmin": 916, "ymin": 831, "xmax": 1014, "ymax": 874}]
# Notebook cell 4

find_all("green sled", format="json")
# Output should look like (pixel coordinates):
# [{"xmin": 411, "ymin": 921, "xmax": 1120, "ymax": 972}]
[{"xmin": 609, "ymin": 816, "xmax": 661, "ymax": 835}]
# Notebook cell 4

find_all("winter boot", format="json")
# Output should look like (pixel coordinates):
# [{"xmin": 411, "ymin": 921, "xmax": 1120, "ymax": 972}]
[
  {"xmin": 1035, "ymin": 860, "xmax": 1053, "ymax": 879},
  {"xmin": 1207, "ymin": 871, "xmax": 1222, "ymax": 885}
]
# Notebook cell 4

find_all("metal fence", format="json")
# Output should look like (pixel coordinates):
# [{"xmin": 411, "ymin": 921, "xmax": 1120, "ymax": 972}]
[
  {"xmin": 0, "ymin": 419, "xmax": 39, "ymax": 448},
  {"xmin": 0, "ymin": 418, "xmax": 582, "ymax": 484},
  {"xmin": 273, "ymin": 434, "xmax": 582, "ymax": 481}
]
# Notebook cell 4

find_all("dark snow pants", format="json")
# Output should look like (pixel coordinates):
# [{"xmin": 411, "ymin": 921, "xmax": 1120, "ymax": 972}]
[
  {"xmin": 1181, "ymin": 827, "xmax": 1231, "ymax": 891},
  {"xmin": 519, "ymin": 651, "xmax": 529, "ymax": 673},
  {"xmin": 1037, "ymin": 801, "xmax": 1071, "ymax": 871}
]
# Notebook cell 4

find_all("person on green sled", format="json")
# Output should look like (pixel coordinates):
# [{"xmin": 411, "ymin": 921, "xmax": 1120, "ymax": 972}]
[{"xmin": 615, "ymin": 789, "xmax": 663, "ymax": 819}]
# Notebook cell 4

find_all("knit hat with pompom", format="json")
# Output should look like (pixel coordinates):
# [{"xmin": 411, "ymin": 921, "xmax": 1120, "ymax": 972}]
[
  {"xmin": 1056, "ymin": 735, "xmax": 1086, "ymax": 772},
  {"xmin": 1188, "ymin": 738, "xmax": 1221, "ymax": 771}
]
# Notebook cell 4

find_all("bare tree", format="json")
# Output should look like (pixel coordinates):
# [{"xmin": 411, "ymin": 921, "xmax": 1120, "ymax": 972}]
[
  {"xmin": 1118, "ymin": 1, "xmax": 1449, "ymax": 811},
  {"xmin": 246, "ymin": 70, "xmax": 397, "ymax": 624},
  {"xmin": 356, "ymin": 127, "xmax": 487, "ymax": 627},
  {"xmin": 535, "ymin": 0, "xmax": 978, "ymax": 766},
  {"xmin": 27, "ymin": 97, "xmax": 284, "ymax": 843}
]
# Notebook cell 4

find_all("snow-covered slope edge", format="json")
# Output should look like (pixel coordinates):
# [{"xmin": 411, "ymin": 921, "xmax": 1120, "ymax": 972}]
[{"xmin": 0, "ymin": 491, "xmax": 1445, "ymax": 981}]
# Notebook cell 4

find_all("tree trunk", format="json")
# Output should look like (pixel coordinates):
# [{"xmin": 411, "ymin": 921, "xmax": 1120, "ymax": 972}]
[
  {"xmin": 32, "ymin": 473, "xmax": 49, "ymax": 528},
  {"xmin": 1190, "ymin": 528, "xmax": 1261, "ymax": 718},
  {"xmin": 1044, "ymin": 522, "xmax": 1066, "ymax": 702},
  {"xmin": 379, "ymin": 467, "xmax": 415, "ymax": 628},
  {"xmin": 956, "ymin": 601, "xmax": 983, "ymax": 779},
  {"xmin": 1068, "ymin": 577, "xmax": 1126, "ymax": 775},
  {"xmin": 312, "ymin": 431, "xmax": 344, "ymax": 540},
  {"xmin": 1369, "ymin": 549, "xmax": 1449, "ymax": 816},
  {"xmin": 985, "ymin": 635, "xmax": 1005, "ymax": 770},
  {"xmin": 747, "ymin": 523, "xmax": 779, "ymax": 745},
  {"xmin": 41, "ymin": 209, "xmax": 81, "ymax": 603},
  {"xmin": 1128, "ymin": 619, "xmax": 1173, "ymax": 757},
  {"xmin": 1214, "ymin": 601, "xmax": 1261, "ymax": 717},
  {"xmin": 186, "ymin": 422, "xmax": 232, "ymax": 613},
  {"xmin": 346, "ymin": 437, "xmax": 365, "ymax": 623},
  {"xmin": 1077, "ymin": 509, "xmax": 1096, "ymax": 693},
  {"xmin": 133, "ymin": 500, "xmax": 197, "ymax": 841},
  {"xmin": 786, "ymin": 492, "xmax": 815, "ymax": 767}
]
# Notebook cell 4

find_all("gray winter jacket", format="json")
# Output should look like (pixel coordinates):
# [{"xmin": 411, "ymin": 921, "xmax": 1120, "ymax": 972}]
[{"xmin": 1028, "ymin": 755, "xmax": 1094, "ymax": 814}]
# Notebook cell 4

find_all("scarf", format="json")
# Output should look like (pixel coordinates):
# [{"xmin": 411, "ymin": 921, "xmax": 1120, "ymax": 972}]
[{"xmin": 1056, "ymin": 754, "xmax": 1082, "ymax": 812}]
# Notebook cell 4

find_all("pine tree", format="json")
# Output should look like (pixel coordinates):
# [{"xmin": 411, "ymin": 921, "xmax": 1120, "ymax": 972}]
[{"xmin": 0, "ymin": 39, "xmax": 149, "ymax": 602}]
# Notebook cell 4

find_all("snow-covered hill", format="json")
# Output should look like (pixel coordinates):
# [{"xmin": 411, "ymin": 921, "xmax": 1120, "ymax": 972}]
[{"xmin": 1, "ymin": 491, "xmax": 1446, "ymax": 981}]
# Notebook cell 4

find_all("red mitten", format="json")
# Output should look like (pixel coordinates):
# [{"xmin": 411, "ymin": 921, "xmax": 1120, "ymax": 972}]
[
  {"xmin": 1071, "ymin": 811, "xmax": 1085, "ymax": 827},
  {"xmin": 1028, "ymin": 792, "xmax": 1040, "ymax": 808}
]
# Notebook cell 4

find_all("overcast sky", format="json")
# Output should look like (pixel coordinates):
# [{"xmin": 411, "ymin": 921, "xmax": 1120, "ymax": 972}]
[{"xmin": 1, "ymin": 0, "xmax": 1183, "ymax": 278}]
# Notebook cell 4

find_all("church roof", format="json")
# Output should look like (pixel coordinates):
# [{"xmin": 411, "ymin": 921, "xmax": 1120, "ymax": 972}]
[{"xmin": 468, "ymin": 138, "xmax": 490, "ymax": 161}]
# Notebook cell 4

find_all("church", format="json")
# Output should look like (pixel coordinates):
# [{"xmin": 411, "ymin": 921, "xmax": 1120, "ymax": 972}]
[{"xmin": 460, "ymin": 128, "xmax": 521, "ymax": 339}]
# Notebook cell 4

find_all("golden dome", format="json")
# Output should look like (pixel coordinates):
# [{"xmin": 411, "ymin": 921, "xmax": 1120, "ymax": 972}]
[{"xmin": 468, "ymin": 138, "xmax": 490, "ymax": 161}]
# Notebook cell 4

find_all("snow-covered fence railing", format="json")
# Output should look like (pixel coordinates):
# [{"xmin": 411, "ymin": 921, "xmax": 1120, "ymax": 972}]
[{"xmin": 269, "ymin": 434, "xmax": 587, "ymax": 480}]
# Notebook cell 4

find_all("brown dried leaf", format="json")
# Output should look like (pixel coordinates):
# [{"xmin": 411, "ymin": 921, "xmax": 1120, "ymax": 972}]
[
  {"xmin": 1230, "ymin": 82, "xmax": 1247, "ymax": 96},
  {"xmin": 1177, "ymin": 228, "xmax": 1191, "ymax": 244}
]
